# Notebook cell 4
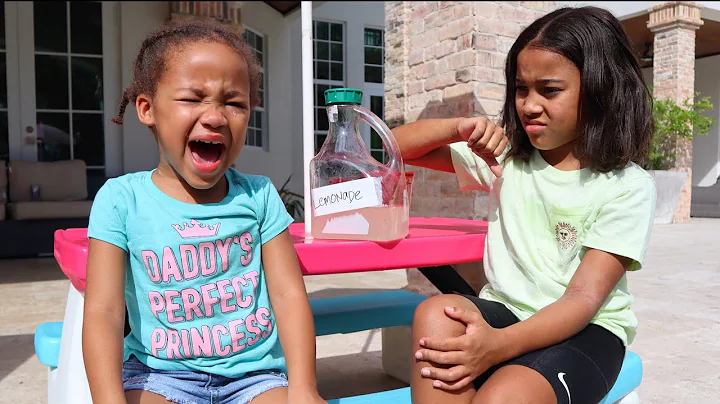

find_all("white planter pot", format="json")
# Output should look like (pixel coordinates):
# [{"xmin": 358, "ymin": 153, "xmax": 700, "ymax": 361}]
[{"xmin": 648, "ymin": 170, "xmax": 687, "ymax": 224}]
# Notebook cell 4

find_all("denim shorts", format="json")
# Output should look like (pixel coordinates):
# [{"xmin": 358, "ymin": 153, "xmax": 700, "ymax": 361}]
[{"xmin": 122, "ymin": 356, "xmax": 288, "ymax": 404}]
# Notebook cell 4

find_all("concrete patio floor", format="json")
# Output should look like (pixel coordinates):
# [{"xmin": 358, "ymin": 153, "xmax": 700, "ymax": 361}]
[{"xmin": 0, "ymin": 218, "xmax": 718, "ymax": 403}]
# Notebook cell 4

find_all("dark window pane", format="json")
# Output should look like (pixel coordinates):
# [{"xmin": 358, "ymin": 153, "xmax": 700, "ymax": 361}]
[
  {"xmin": 258, "ymin": 89, "xmax": 264, "ymax": 108},
  {"xmin": 315, "ymin": 134, "xmax": 326, "ymax": 154},
  {"xmin": 71, "ymin": 1, "xmax": 102, "ymax": 55},
  {"xmin": 316, "ymin": 61, "xmax": 329, "ymax": 80},
  {"xmin": 316, "ymin": 84, "xmax": 329, "ymax": 106},
  {"xmin": 330, "ymin": 62, "xmax": 342, "ymax": 81},
  {"xmin": 245, "ymin": 30, "xmax": 255, "ymax": 48},
  {"xmin": 0, "ymin": 3, "xmax": 5, "ymax": 50},
  {"xmin": 34, "ymin": 2, "xmax": 67, "ymax": 52},
  {"xmin": 72, "ymin": 57, "xmax": 103, "ymax": 110},
  {"xmin": 316, "ymin": 108, "xmax": 328, "ymax": 131},
  {"xmin": 316, "ymin": 21, "xmax": 328, "ymax": 40},
  {"xmin": 370, "ymin": 96, "xmax": 384, "ymax": 118},
  {"xmin": 371, "ymin": 131, "xmax": 382, "ymax": 149},
  {"xmin": 364, "ymin": 66, "xmax": 382, "ymax": 84},
  {"xmin": 72, "ymin": 113, "xmax": 104, "ymax": 166},
  {"xmin": 365, "ymin": 47, "xmax": 383, "ymax": 65},
  {"xmin": 36, "ymin": 55, "xmax": 69, "ymax": 109},
  {"xmin": 37, "ymin": 113, "xmax": 70, "ymax": 162},
  {"xmin": 249, "ymin": 110, "xmax": 255, "ymax": 127},
  {"xmin": 0, "ymin": 53, "xmax": 6, "ymax": 108},
  {"xmin": 331, "ymin": 23, "xmax": 342, "ymax": 42},
  {"xmin": 256, "ymin": 35, "xmax": 263, "ymax": 51},
  {"xmin": 364, "ymin": 29, "xmax": 382, "ymax": 47},
  {"xmin": 317, "ymin": 41, "xmax": 328, "ymax": 60},
  {"xmin": 0, "ymin": 111, "xmax": 7, "ymax": 161},
  {"xmin": 255, "ymin": 125, "xmax": 262, "ymax": 147},
  {"xmin": 371, "ymin": 150, "xmax": 384, "ymax": 163},
  {"xmin": 254, "ymin": 111, "xmax": 262, "ymax": 130},
  {"xmin": 255, "ymin": 50, "xmax": 262, "ymax": 66},
  {"xmin": 331, "ymin": 43, "xmax": 343, "ymax": 62}
]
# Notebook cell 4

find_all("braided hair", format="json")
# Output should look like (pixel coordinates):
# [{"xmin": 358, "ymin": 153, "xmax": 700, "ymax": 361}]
[{"xmin": 112, "ymin": 19, "xmax": 262, "ymax": 125}]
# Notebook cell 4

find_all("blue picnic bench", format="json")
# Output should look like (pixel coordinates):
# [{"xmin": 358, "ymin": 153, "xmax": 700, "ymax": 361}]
[{"xmin": 35, "ymin": 289, "xmax": 642, "ymax": 403}]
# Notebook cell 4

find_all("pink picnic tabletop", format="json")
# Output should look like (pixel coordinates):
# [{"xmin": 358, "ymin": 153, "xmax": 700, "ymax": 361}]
[{"xmin": 54, "ymin": 217, "xmax": 488, "ymax": 294}]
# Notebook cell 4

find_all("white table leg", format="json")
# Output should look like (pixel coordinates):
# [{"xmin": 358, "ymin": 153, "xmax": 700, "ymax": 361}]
[{"xmin": 51, "ymin": 284, "xmax": 93, "ymax": 404}]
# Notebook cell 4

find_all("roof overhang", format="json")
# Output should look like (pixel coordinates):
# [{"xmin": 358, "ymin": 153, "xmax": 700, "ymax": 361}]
[{"xmin": 621, "ymin": 13, "xmax": 720, "ymax": 68}]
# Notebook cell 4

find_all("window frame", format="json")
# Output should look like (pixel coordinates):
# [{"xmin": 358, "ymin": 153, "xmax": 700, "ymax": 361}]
[
  {"xmin": 242, "ymin": 25, "xmax": 268, "ymax": 151},
  {"xmin": 312, "ymin": 19, "xmax": 345, "ymax": 154}
]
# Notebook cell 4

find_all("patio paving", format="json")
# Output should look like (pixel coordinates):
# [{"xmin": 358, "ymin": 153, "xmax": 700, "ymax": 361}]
[{"xmin": 0, "ymin": 218, "xmax": 717, "ymax": 403}]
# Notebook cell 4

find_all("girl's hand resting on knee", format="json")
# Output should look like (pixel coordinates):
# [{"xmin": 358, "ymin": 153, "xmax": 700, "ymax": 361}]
[
  {"xmin": 457, "ymin": 117, "xmax": 508, "ymax": 178},
  {"xmin": 415, "ymin": 306, "xmax": 505, "ymax": 391}
]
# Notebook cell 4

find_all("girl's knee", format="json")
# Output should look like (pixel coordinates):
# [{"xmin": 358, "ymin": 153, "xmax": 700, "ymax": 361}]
[{"xmin": 412, "ymin": 294, "xmax": 476, "ymax": 337}]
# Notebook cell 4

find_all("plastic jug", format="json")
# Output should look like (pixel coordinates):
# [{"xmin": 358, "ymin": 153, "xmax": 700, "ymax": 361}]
[{"xmin": 309, "ymin": 88, "xmax": 409, "ymax": 242}]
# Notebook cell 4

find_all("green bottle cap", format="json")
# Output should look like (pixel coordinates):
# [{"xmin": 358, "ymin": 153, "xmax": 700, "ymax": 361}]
[{"xmin": 324, "ymin": 88, "xmax": 363, "ymax": 105}]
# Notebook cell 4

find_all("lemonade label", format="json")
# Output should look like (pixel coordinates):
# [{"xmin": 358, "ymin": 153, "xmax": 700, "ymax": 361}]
[{"xmin": 311, "ymin": 177, "xmax": 382, "ymax": 216}]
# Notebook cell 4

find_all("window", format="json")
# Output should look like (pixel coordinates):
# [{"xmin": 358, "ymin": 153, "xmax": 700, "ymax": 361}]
[
  {"xmin": 243, "ymin": 27, "xmax": 266, "ymax": 148},
  {"xmin": 0, "ymin": 3, "xmax": 8, "ymax": 161},
  {"xmin": 313, "ymin": 20, "xmax": 344, "ymax": 154},
  {"xmin": 368, "ymin": 95, "xmax": 387, "ymax": 163},
  {"xmin": 363, "ymin": 28, "xmax": 386, "ymax": 163},
  {"xmin": 34, "ymin": 1, "xmax": 104, "ymax": 175},
  {"xmin": 364, "ymin": 28, "xmax": 383, "ymax": 84}
]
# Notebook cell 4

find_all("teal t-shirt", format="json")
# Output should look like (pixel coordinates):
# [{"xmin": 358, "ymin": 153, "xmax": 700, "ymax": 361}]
[{"xmin": 87, "ymin": 169, "xmax": 294, "ymax": 378}]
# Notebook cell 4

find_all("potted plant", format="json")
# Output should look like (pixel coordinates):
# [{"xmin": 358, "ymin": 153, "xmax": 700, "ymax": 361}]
[
  {"xmin": 643, "ymin": 92, "xmax": 715, "ymax": 223},
  {"xmin": 277, "ymin": 175, "xmax": 305, "ymax": 222}
]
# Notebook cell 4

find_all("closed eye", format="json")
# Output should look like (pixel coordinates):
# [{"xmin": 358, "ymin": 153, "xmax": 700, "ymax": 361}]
[
  {"xmin": 544, "ymin": 87, "xmax": 562, "ymax": 94},
  {"xmin": 227, "ymin": 102, "xmax": 248, "ymax": 109}
]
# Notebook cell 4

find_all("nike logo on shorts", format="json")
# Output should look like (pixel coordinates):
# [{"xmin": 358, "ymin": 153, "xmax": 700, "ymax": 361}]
[{"xmin": 558, "ymin": 372, "xmax": 571, "ymax": 404}]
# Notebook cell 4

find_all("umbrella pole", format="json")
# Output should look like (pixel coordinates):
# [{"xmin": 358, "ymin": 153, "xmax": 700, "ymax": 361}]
[{"xmin": 301, "ymin": 1, "xmax": 313, "ymax": 237}]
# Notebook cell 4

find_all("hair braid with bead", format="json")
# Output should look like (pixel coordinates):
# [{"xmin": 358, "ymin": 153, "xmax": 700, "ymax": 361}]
[{"xmin": 111, "ymin": 19, "xmax": 262, "ymax": 125}]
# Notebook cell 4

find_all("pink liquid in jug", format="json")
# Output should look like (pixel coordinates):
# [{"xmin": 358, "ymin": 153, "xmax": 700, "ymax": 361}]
[{"xmin": 311, "ymin": 204, "xmax": 409, "ymax": 241}]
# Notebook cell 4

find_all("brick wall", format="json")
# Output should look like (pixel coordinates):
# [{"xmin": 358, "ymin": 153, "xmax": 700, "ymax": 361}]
[
  {"xmin": 385, "ymin": 1, "xmax": 555, "ymax": 222},
  {"xmin": 648, "ymin": 2, "xmax": 703, "ymax": 223},
  {"xmin": 384, "ymin": 1, "xmax": 556, "ymax": 295}
]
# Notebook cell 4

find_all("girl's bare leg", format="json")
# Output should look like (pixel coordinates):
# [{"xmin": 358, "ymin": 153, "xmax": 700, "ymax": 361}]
[{"xmin": 411, "ymin": 294, "xmax": 480, "ymax": 404}]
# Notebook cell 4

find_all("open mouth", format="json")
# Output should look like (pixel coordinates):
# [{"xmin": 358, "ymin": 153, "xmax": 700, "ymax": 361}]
[{"xmin": 188, "ymin": 140, "xmax": 226, "ymax": 173}]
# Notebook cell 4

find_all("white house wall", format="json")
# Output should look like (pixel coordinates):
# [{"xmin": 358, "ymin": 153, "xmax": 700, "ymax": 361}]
[
  {"xmin": 103, "ymin": 2, "xmax": 123, "ymax": 178},
  {"xmin": 694, "ymin": 55, "xmax": 720, "ymax": 187},
  {"xmin": 288, "ymin": 1, "xmax": 386, "ymax": 195},
  {"xmin": 232, "ymin": 2, "xmax": 293, "ymax": 188},
  {"xmin": 119, "ymin": 1, "xmax": 169, "ymax": 175}
]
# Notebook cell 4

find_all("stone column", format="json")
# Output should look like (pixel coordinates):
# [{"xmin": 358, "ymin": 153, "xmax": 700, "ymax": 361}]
[
  {"xmin": 382, "ymin": 1, "xmax": 556, "ymax": 383},
  {"xmin": 648, "ymin": 2, "xmax": 703, "ymax": 223},
  {"xmin": 169, "ymin": 1, "xmax": 244, "ymax": 34}
]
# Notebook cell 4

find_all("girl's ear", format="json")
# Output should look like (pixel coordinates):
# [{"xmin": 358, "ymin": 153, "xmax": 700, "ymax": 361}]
[{"xmin": 136, "ymin": 93, "xmax": 155, "ymax": 127}]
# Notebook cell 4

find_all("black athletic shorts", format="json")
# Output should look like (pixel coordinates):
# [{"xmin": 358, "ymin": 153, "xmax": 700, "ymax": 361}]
[{"xmin": 464, "ymin": 295, "xmax": 626, "ymax": 404}]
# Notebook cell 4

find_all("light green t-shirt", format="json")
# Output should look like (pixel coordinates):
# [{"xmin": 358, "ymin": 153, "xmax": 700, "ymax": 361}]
[{"xmin": 450, "ymin": 143, "xmax": 656, "ymax": 345}]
